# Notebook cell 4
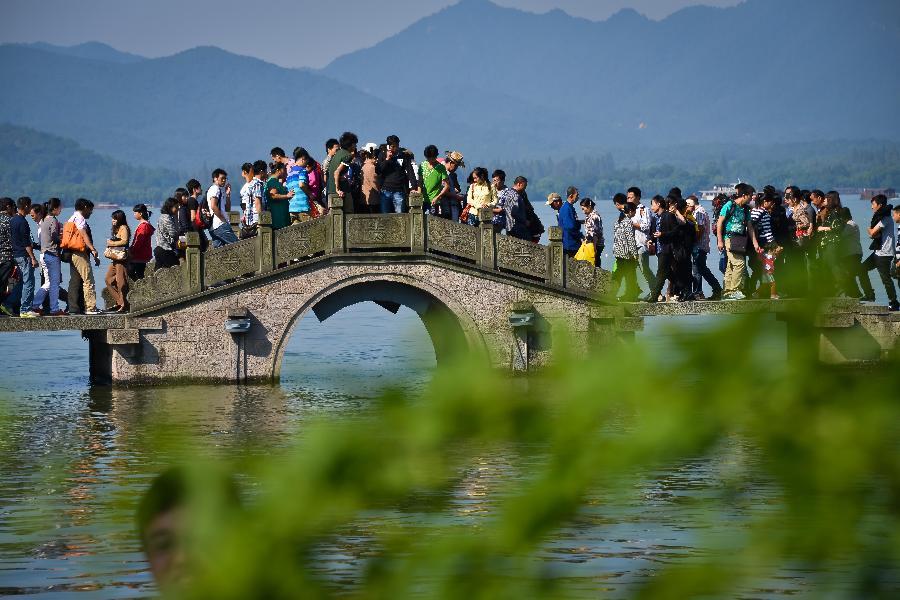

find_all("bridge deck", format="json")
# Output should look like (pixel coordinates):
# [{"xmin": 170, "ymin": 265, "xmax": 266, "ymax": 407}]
[{"xmin": 0, "ymin": 314, "xmax": 126, "ymax": 333}]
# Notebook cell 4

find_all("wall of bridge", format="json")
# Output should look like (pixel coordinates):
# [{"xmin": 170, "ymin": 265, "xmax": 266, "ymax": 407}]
[{"xmin": 107, "ymin": 259, "xmax": 607, "ymax": 384}]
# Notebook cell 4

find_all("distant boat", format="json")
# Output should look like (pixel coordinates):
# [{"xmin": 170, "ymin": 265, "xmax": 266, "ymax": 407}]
[
  {"xmin": 94, "ymin": 203, "xmax": 121, "ymax": 210},
  {"xmin": 698, "ymin": 181, "xmax": 741, "ymax": 202},
  {"xmin": 860, "ymin": 188, "xmax": 896, "ymax": 201}
]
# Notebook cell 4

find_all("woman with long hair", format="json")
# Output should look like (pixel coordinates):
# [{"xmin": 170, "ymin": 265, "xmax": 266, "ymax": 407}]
[
  {"xmin": 464, "ymin": 167, "xmax": 496, "ymax": 226},
  {"xmin": 129, "ymin": 204, "xmax": 154, "ymax": 280},
  {"xmin": 104, "ymin": 209, "xmax": 131, "ymax": 312},
  {"xmin": 815, "ymin": 191, "xmax": 848, "ymax": 295}
]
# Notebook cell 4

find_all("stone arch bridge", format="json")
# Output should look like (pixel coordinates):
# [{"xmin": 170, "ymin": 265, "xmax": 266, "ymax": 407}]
[{"xmin": 0, "ymin": 196, "xmax": 898, "ymax": 385}]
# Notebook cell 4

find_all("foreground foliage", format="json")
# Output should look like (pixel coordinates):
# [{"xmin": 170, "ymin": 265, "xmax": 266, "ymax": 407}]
[{"xmin": 147, "ymin": 304, "xmax": 900, "ymax": 599}]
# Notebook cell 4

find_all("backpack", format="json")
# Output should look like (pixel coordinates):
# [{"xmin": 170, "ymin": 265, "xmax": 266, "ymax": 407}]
[
  {"xmin": 193, "ymin": 197, "xmax": 212, "ymax": 230},
  {"xmin": 60, "ymin": 221, "xmax": 87, "ymax": 252}
]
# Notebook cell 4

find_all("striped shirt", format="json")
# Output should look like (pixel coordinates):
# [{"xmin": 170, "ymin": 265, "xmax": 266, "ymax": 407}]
[{"xmin": 751, "ymin": 207, "xmax": 774, "ymax": 244}]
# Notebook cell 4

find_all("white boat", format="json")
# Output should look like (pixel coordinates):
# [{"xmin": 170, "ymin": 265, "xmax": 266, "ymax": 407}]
[{"xmin": 698, "ymin": 181, "xmax": 741, "ymax": 202}]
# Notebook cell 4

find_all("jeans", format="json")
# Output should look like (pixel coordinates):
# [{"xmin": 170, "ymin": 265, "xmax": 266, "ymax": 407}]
[
  {"xmin": 863, "ymin": 253, "xmax": 898, "ymax": 302},
  {"xmin": 210, "ymin": 223, "xmax": 238, "ymax": 248},
  {"xmin": 380, "ymin": 190, "xmax": 406, "ymax": 214},
  {"xmin": 33, "ymin": 252, "xmax": 61, "ymax": 312},
  {"xmin": 692, "ymin": 248, "xmax": 722, "ymax": 296},
  {"xmin": 5, "ymin": 255, "xmax": 35, "ymax": 313}
]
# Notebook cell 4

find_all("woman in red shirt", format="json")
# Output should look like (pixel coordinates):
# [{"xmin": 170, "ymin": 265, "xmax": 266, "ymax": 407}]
[{"xmin": 129, "ymin": 204, "xmax": 155, "ymax": 281}]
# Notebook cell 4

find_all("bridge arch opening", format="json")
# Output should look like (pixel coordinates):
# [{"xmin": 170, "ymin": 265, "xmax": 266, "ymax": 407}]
[{"xmin": 272, "ymin": 277, "xmax": 485, "ymax": 385}]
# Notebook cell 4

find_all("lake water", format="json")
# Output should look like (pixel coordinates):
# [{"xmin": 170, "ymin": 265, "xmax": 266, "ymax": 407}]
[{"xmin": 0, "ymin": 195, "xmax": 886, "ymax": 597}]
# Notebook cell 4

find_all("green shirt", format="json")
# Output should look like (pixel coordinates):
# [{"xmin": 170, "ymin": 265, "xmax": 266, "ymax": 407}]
[
  {"xmin": 721, "ymin": 200, "xmax": 748, "ymax": 238},
  {"xmin": 326, "ymin": 148, "xmax": 351, "ymax": 199},
  {"xmin": 266, "ymin": 176, "xmax": 290, "ymax": 230},
  {"xmin": 419, "ymin": 161, "xmax": 448, "ymax": 205}
]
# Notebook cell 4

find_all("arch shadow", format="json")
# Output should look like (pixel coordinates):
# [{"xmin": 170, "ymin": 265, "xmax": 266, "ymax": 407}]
[{"xmin": 270, "ymin": 274, "xmax": 489, "ymax": 381}]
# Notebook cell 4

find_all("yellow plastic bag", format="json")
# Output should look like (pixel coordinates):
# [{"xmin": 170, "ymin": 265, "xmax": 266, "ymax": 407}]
[{"xmin": 574, "ymin": 241, "xmax": 595, "ymax": 265}]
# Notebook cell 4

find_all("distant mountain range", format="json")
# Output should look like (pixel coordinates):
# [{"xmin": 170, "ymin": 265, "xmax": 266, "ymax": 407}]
[{"xmin": 1, "ymin": 0, "xmax": 898, "ymax": 172}]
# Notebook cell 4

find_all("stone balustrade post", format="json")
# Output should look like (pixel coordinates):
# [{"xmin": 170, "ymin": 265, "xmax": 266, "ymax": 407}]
[
  {"xmin": 328, "ymin": 194, "xmax": 346, "ymax": 254},
  {"xmin": 229, "ymin": 211, "xmax": 241, "ymax": 239},
  {"xmin": 409, "ymin": 192, "xmax": 425, "ymax": 253},
  {"xmin": 547, "ymin": 226, "xmax": 565, "ymax": 288},
  {"xmin": 184, "ymin": 231, "xmax": 203, "ymax": 295},
  {"xmin": 477, "ymin": 206, "xmax": 496, "ymax": 271},
  {"xmin": 257, "ymin": 211, "xmax": 274, "ymax": 274}
]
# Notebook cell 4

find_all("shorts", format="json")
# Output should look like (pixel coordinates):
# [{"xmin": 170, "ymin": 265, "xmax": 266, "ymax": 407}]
[{"xmin": 761, "ymin": 244, "xmax": 777, "ymax": 283}]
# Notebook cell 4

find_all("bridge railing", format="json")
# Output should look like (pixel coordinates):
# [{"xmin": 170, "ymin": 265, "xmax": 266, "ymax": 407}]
[{"xmin": 127, "ymin": 192, "xmax": 608, "ymax": 311}]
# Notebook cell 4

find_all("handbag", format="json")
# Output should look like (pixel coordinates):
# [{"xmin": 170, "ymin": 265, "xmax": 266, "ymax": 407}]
[
  {"xmin": 646, "ymin": 239, "xmax": 657, "ymax": 256},
  {"xmin": 459, "ymin": 204, "xmax": 471, "ymax": 224},
  {"xmin": 728, "ymin": 233, "xmax": 749, "ymax": 254},
  {"xmin": 59, "ymin": 249, "xmax": 73, "ymax": 263},
  {"xmin": 240, "ymin": 223, "xmax": 258, "ymax": 239},
  {"xmin": 104, "ymin": 247, "xmax": 127, "ymax": 261},
  {"xmin": 574, "ymin": 241, "xmax": 596, "ymax": 265}
]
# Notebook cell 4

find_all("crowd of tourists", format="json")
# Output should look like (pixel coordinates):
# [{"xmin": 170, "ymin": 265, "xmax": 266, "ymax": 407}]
[{"xmin": 1, "ymin": 131, "xmax": 899, "ymax": 316}]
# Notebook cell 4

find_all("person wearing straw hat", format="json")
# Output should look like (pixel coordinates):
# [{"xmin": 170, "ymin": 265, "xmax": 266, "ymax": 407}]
[{"xmin": 546, "ymin": 192, "xmax": 563, "ymax": 223}]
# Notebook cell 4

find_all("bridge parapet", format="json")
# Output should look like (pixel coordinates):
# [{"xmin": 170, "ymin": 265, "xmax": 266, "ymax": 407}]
[{"xmin": 127, "ymin": 193, "xmax": 609, "ymax": 312}]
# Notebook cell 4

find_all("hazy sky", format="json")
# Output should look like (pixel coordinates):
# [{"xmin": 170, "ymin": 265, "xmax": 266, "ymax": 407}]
[{"xmin": 1, "ymin": 0, "xmax": 743, "ymax": 68}]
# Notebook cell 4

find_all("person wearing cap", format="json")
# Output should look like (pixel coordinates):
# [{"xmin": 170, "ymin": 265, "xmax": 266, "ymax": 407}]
[
  {"xmin": 546, "ymin": 193, "xmax": 563, "ymax": 223},
  {"xmin": 440, "ymin": 150, "xmax": 466, "ymax": 221},
  {"xmin": 376, "ymin": 135, "xmax": 418, "ymax": 214}
]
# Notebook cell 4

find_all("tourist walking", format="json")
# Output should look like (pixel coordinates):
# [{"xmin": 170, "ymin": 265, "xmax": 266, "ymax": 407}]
[
  {"xmin": 814, "ymin": 191, "xmax": 848, "ymax": 295},
  {"xmin": 266, "ymin": 162, "xmax": 293, "ymax": 230},
  {"xmin": 207, "ymin": 169, "xmax": 238, "ymax": 247},
  {"xmin": 287, "ymin": 151, "xmax": 315, "ymax": 222},
  {"xmin": 186, "ymin": 179, "xmax": 209, "ymax": 252},
  {"xmin": 840, "ymin": 207, "xmax": 874, "ymax": 300},
  {"xmin": 62, "ymin": 198, "xmax": 101, "ymax": 315},
  {"xmin": 154, "ymin": 198, "xmax": 180, "ymax": 269},
  {"xmin": 441, "ymin": 151, "xmax": 466, "ymax": 221},
  {"xmin": 3, "ymin": 197, "xmax": 37, "ymax": 317},
  {"xmin": 716, "ymin": 184, "xmax": 759, "ymax": 301},
  {"xmin": 376, "ymin": 135, "xmax": 418, "ymax": 214},
  {"xmin": 579, "ymin": 198, "xmax": 603, "ymax": 267},
  {"xmin": 494, "ymin": 174, "xmax": 531, "ymax": 241},
  {"xmin": 329, "ymin": 132, "xmax": 358, "ymax": 209},
  {"xmin": 645, "ymin": 196, "xmax": 677, "ymax": 302},
  {"xmin": 784, "ymin": 186, "xmax": 812, "ymax": 296},
  {"xmin": 0, "ymin": 198, "xmax": 15, "ymax": 315},
  {"xmin": 628, "ymin": 187, "xmax": 655, "ymax": 289},
  {"xmin": 558, "ymin": 186, "xmax": 582, "ymax": 257},
  {"xmin": 612, "ymin": 202, "xmax": 641, "ymax": 301},
  {"xmin": 685, "ymin": 196, "xmax": 722, "ymax": 300},
  {"xmin": 129, "ymin": 204, "xmax": 154, "ymax": 281},
  {"xmin": 30, "ymin": 199, "xmax": 64, "ymax": 316},
  {"xmin": 464, "ymin": 167, "xmax": 497, "ymax": 226},
  {"xmin": 359, "ymin": 146, "xmax": 380, "ymax": 214},
  {"xmin": 104, "ymin": 210, "xmax": 131, "ymax": 312},
  {"xmin": 865, "ymin": 194, "xmax": 899, "ymax": 310},
  {"xmin": 419, "ymin": 145, "xmax": 449, "ymax": 216}
]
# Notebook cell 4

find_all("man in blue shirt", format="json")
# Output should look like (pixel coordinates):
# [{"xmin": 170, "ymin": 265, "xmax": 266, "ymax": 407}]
[
  {"xmin": 558, "ymin": 186, "xmax": 583, "ymax": 257},
  {"xmin": 4, "ymin": 197, "xmax": 38, "ymax": 318}
]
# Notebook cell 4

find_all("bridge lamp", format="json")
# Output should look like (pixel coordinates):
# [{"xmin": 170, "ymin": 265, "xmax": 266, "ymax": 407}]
[
  {"xmin": 508, "ymin": 311, "xmax": 535, "ymax": 329},
  {"xmin": 224, "ymin": 309, "xmax": 252, "ymax": 334}
]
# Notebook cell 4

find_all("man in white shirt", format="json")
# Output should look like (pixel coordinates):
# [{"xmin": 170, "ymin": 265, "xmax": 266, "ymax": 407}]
[
  {"xmin": 865, "ymin": 194, "xmax": 898, "ymax": 311},
  {"xmin": 627, "ymin": 187, "xmax": 655, "ymax": 288},
  {"xmin": 207, "ymin": 168, "xmax": 238, "ymax": 247}
]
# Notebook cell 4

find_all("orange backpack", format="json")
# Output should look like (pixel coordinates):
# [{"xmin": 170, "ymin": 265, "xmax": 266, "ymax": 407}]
[{"xmin": 60, "ymin": 221, "xmax": 87, "ymax": 252}]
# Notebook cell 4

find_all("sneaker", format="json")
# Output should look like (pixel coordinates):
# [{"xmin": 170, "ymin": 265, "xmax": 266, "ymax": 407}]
[
  {"xmin": 890, "ymin": 301, "xmax": 899, "ymax": 312},
  {"xmin": 49, "ymin": 309, "xmax": 68, "ymax": 317},
  {"xmin": 85, "ymin": 308, "xmax": 103, "ymax": 315},
  {"xmin": 30, "ymin": 308, "xmax": 43, "ymax": 316},
  {"xmin": 19, "ymin": 311, "xmax": 38, "ymax": 319},
  {"xmin": 708, "ymin": 290, "xmax": 723, "ymax": 301},
  {"xmin": 0, "ymin": 305, "xmax": 13, "ymax": 317},
  {"xmin": 733, "ymin": 291, "xmax": 746, "ymax": 300}
]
